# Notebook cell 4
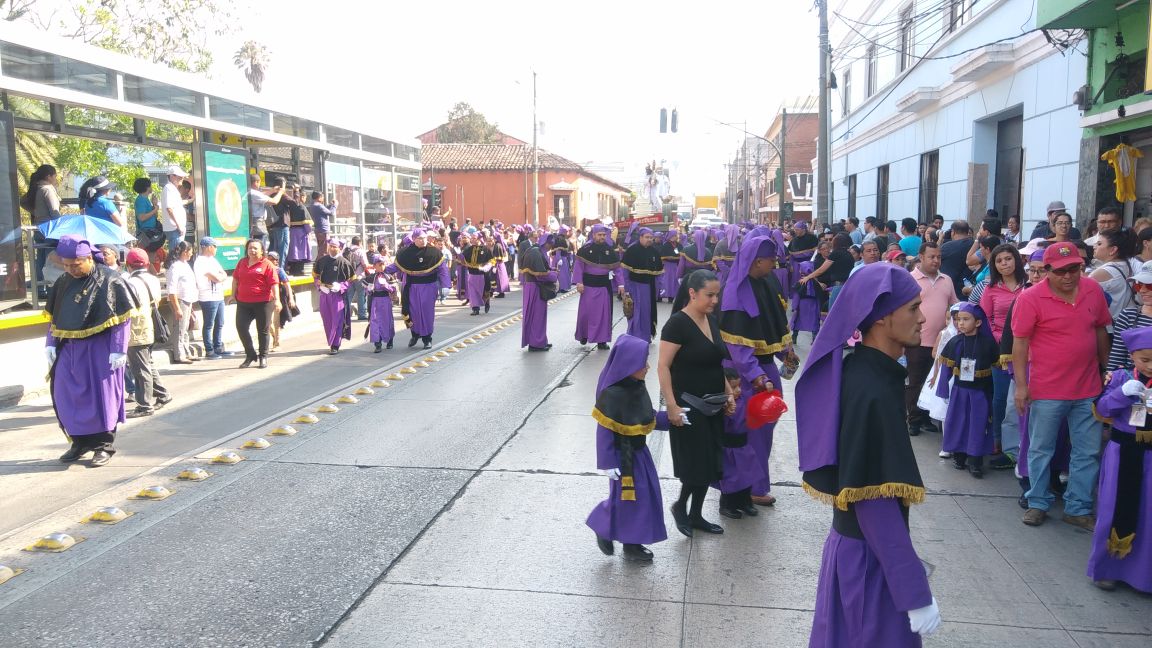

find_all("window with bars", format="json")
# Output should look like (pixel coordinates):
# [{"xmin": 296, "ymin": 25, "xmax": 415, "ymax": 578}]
[
  {"xmin": 842, "ymin": 69, "xmax": 852, "ymax": 115},
  {"xmin": 898, "ymin": 6, "xmax": 914, "ymax": 72},
  {"xmin": 847, "ymin": 174, "xmax": 857, "ymax": 220},
  {"xmin": 876, "ymin": 164, "xmax": 889, "ymax": 222},
  {"xmin": 944, "ymin": 0, "xmax": 971, "ymax": 34},
  {"xmin": 919, "ymin": 151, "xmax": 939, "ymax": 222}
]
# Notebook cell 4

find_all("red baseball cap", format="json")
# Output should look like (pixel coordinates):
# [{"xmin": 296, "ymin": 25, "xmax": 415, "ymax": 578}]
[
  {"xmin": 1042, "ymin": 242, "xmax": 1081, "ymax": 270},
  {"xmin": 125, "ymin": 248, "xmax": 149, "ymax": 268}
]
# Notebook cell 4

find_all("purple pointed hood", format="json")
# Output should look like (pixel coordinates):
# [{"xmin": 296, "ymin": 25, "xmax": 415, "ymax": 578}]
[
  {"xmin": 596, "ymin": 334, "xmax": 650, "ymax": 396},
  {"xmin": 721, "ymin": 235, "xmax": 781, "ymax": 317}
]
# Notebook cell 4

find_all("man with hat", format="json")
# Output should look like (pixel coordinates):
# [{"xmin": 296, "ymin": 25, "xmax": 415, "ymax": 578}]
[
  {"xmin": 1012, "ymin": 240, "xmax": 1111, "ymax": 529},
  {"xmin": 798, "ymin": 263, "xmax": 940, "ymax": 646},
  {"xmin": 44, "ymin": 235, "xmax": 140, "ymax": 465},
  {"xmin": 1029, "ymin": 200, "xmax": 1082, "ymax": 241},
  {"xmin": 124, "ymin": 248, "xmax": 172, "ymax": 418},
  {"xmin": 161, "ymin": 165, "xmax": 189, "ymax": 253},
  {"xmin": 195, "ymin": 236, "xmax": 230, "ymax": 359}
]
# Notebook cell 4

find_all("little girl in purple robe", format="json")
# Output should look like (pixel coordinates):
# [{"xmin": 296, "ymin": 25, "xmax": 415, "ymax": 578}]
[
  {"xmin": 1088, "ymin": 326, "xmax": 1152, "ymax": 593},
  {"xmin": 935, "ymin": 303, "xmax": 998, "ymax": 478},
  {"xmin": 713, "ymin": 367, "xmax": 765, "ymax": 519},
  {"xmin": 367, "ymin": 254, "xmax": 397, "ymax": 352},
  {"xmin": 587, "ymin": 334, "xmax": 670, "ymax": 562}
]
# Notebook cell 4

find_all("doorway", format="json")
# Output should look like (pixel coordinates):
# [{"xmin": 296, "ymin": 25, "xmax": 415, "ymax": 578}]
[{"xmin": 994, "ymin": 115, "xmax": 1023, "ymax": 220}]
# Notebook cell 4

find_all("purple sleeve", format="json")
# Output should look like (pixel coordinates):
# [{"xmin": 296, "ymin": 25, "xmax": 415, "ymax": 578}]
[
  {"xmin": 437, "ymin": 263, "xmax": 451, "ymax": 289},
  {"xmin": 541, "ymin": 268, "xmax": 558, "ymax": 282},
  {"xmin": 46, "ymin": 330, "xmax": 56, "ymax": 347},
  {"xmin": 595, "ymin": 424, "xmax": 618, "ymax": 470},
  {"xmin": 726, "ymin": 342, "xmax": 766, "ymax": 385},
  {"xmin": 573, "ymin": 258, "xmax": 585, "ymax": 284},
  {"xmin": 110, "ymin": 320, "xmax": 129, "ymax": 354},
  {"xmin": 935, "ymin": 363, "xmax": 952, "ymax": 400},
  {"xmin": 855, "ymin": 498, "xmax": 933, "ymax": 611},
  {"xmin": 676, "ymin": 256, "xmax": 686, "ymax": 278},
  {"xmin": 1097, "ymin": 371, "xmax": 1138, "ymax": 419},
  {"xmin": 654, "ymin": 411, "xmax": 670, "ymax": 431}
]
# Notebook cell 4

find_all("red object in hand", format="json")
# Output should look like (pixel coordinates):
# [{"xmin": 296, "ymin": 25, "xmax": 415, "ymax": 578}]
[{"xmin": 746, "ymin": 389, "xmax": 788, "ymax": 428}]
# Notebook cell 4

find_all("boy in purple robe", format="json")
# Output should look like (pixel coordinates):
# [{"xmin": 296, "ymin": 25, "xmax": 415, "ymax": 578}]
[
  {"xmin": 587, "ymin": 334, "xmax": 671, "ymax": 561},
  {"xmin": 490, "ymin": 230, "xmax": 511, "ymax": 296},
  {"xmin": 461, "ymin": 237, "xmax": 494, "ymax": 316},
  {"xmin": 367, "ymin": 254, "xmax": 397, "ymax": 352},
  {"xmin": 387, "ymin": 228, "xmax": 450, "ymax": 350},
  {"xmin": 574, "ymin": 224, "xmax": 623, "ymax": 350},
  {"xmin": 620, "ymin": 227, "xmax": 664, "ymax": 342},
  {"xmin": 719, "ymin": 234, "xmax": 798, "ymax": 507},
  {"xmin": 657, "ymin": 231, "xmax": 681, "ymax": 302},
  {"xmin": 1088, "ymin": 326, "xmax": 1152, "ymax": 593},
  {"xmin": 313, "ymin": 239, "xmax": 357, "ymax": 355},
  {"xmin": 935, "ymin": 303, "xmax": 998, "ymax": 478},
  {"xmin": 798, "ymin": 263, "xmax": 940, "ymax": 647},
  {"xmin": 45, "ymin": 236, "xmax": 138, "ymax": 466},
  {"xmin": 713, "ymin": 367, "xmax": 766, "ymax": 518},
  {"xmin": 520, "ymin": 234, "xmax": 559, "ymax": 351}
]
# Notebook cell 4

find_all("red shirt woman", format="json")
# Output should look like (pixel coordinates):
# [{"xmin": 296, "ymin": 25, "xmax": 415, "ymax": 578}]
[{"xmin": 231, "ymin": 239, "xmax": 279, "ymax": 368}]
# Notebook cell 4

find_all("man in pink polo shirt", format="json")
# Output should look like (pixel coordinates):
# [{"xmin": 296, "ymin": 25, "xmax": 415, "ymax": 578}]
[
  {"xmin": 905, "ymin": 241, "xmax": 957, "ymax": 436},
  {"xmin": 1012, "ymin": 241, "xmax": 1110, "ymax": 530}
]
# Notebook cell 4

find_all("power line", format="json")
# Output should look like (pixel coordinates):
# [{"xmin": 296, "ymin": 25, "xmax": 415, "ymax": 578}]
[{"xmin": 830, "ymin": 0, "xmax": 956, "ymax": 66}]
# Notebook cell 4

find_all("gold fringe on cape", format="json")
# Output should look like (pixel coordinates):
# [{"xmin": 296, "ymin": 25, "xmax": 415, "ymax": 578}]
[
  {"xmin": 47, "ymin": 309, "xmax": 135, "ymax": 340},
  {"xmin": 720, "ymin": 330, "xmax": 792, "ymax": 356},
  {"xmin": 620, "ymin": 263, "xmax": 664, "ymax": 276},
  {"xmin": 591, "ymin": 408, "xmax": 655, "ymax": 436},
  {"xmin": 394, "ymin": 255, "xmax": 447, "ymax": 276},
  {"xmin": 1107, "ymin": 528, "xmax": 1135, "ymax": 559},
  {"xmin": 802, "ymin": 479, "xmax": 926, "ymax": 511}
]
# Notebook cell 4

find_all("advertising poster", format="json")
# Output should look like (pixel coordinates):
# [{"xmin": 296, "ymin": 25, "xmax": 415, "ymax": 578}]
[{"xmin": 202, "ymin": 144, "xmax": 249, "ymax": 270}]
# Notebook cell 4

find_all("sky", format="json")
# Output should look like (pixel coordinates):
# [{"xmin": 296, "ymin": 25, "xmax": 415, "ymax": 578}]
[{"xmin": 215, "ymin": 1, "xmax": 819, "ymax": 197}]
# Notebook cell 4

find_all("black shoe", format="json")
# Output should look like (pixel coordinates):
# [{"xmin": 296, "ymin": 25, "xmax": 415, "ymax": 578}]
[
  {"xmin": 579, "ymin": 338, "xmax": 588, "ymax": 345},
  {"xmin": 596, "ymin": 343, "xmax": 610, "ymax": 350},
  {"xmin": 239, "ymin": 359, "xmax": 254, "ymax": 369},
  {"xmin": 1018, "ymin": 494, "xmax": 1029, "ymax": 509},
  {"xmin": 471, "ymin": 309, "xmax": 479, "ymax": 316},
  {"xmin": 622, "ymin": 544, "xmax": 653, "ymax": 562},
  {"xmin": 719, "ymin": 507, "xmax": 743, "ymax": 520},
  {"xmin": 968, "ymin": 463, "xmax": 984, "ymax": 479},
  {"xmin": 908, "ymin": 424, "xmax": 922, "ymax": 437},
  {"xmin": 408, "ymin": 335, "xmax": 419, "ymax": 348},
  {"xmin": 495, "ymin": 293, "xmax": 505, "ymax": 298},
  {"xmin": 423, "ymin": 342, "xmax": 432, "ymax": 350},
  {"xmin": 484, "ymin": 302, "xmax": 490, "ymax": 314},
  {"xmin": 59, "ymin": 445, "xmax": 88, "ymax": 463},
  {"xmin": 527, "ymin": 345, "xmax": 551, "ymax": 352},
  {"xmin": 258, "ymin": 357, "xmax": 267, "ymax": 369},
  {"xmin": 670, "ymin": 502, "xmax": 692, "ymax": 537},
  {"xmin": 596, "ymin": 535, "xmax": 614, "ymax": 556},
  {"xmin": 689, "ymin": 517, "xmax": 724, "ymax": 534},
  {"xmin": 126, "ymin": 408, "xmax": 154, "ymax": 419},
  {"xmin": 738, "ymin": 504, "xmax": 759, "ymax": 517},
  {"xmin": 989, "ymin": 454, "xmax": 1016, "ymax": 470},
  {"xmin": 374, "ymin": 343, "xmax": 382, "ymax": 353},
  {"xmin": 386, "ymin": 341, "xmax": 393, "ymax": 350},
  {"xmin": 90, "ymin": 450, "xmax": 112, "ymax": 466},
  {"xmin": 155, "ymin": 396, "xmax": 173, "ymax": 409},
  {"xmin": 952, "ymin": 456, "xmax": 967, "ymax": 470},
  {"xmin": 329, "ymin": 347, "xmax": 339, "ymax": 355}
]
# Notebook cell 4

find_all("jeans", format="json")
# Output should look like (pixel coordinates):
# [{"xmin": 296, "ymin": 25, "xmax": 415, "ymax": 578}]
[
  {"xmin": 269, "ymin": 227, "xmax": 289, "ymax": 266},
  {"xmin": 235, "ymin": 300, "xmax": 274, "ymax": 360},
  {"xmin": 165, "ymin": 229, "xmax": 182, "ymax": 252},
  {"xmin": 199, "ymin": 299, "xmax": 225, "ymax": 354},
  {"xmin": 991, "ymin": 368, "xmax": 1011, "ymax": 449},
  {"xmin": 169, "ymin": 300, "xmax": 194, "ymax": 361},
  {"xmin": 1001, "ymin": 377, "xmax": 1020, "ymax": 459},
  {"xmin": 353, "ymin": 279, "xmax": 368, "ymax": 320},
  {"xmin": 1025, "ymin": 398, "xmax": 1102, "ymax": 516}
]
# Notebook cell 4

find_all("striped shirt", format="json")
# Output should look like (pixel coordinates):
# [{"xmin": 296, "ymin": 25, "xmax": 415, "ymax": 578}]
[{"xmin": 1107, "ymin": 308, "xmax": 1152, "ymax": 370}]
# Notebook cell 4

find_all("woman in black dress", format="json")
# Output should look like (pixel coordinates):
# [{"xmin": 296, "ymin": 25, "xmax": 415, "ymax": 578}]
[{"xmin": 658, "ymin": 269, "xmax": 734, "ymax": 536}]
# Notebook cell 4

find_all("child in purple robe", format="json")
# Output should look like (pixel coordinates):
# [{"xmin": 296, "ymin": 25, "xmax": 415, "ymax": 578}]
[
  {"xmin": 367, "ymin": 254, "xmax": 397, "ymax": 352},
  {"xmin": 1088, "ymin": 326, "xmax": 1152, "ymax": 593},
  {"xmin": 587, "ymin": 334, "xmax": 670, "ymax": 561},
  {"xmin": 713, "ymin": 367, "xmax": 765, "ymax": 519},
  {"xmin": 935, "ymin": 303, "xmax": 998, "ymax": 478}
]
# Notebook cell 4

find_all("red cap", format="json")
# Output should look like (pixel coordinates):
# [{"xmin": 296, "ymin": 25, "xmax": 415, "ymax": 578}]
[
  {"xmin": 746, "ymin": 389, "xmax": 788, "ymax": 428},
  {"xmin": 1042, "ymin": 242, "xmax": 1081, "ymax": 269},
  {"xmin": 125, "ymin": 248, "xmax": 149, "ymax": 268}
]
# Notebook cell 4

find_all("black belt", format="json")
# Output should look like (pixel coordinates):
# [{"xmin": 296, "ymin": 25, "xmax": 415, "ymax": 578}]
[
  {"xmin": 371, "ymin": 290, "xmax": 391, "ymax": 298},
  {"xmin": 720, "ymin": 432, "xmax": 748, "ymax": 448},
  {"xmin": 467, "ymin": 268, "xmax": 486, "ymax": 275},
  {"xmin": 407, "ymin": 273, "xmax": 439, "ymax": 284},
  {"xmin": 583, "ymin": 274, "xmax": 611, "ymax": 288}
]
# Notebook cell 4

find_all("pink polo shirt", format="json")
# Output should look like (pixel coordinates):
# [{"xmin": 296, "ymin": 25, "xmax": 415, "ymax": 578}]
[
  {"xmin": 1011, "ymin": 279, "xmax": 1111, "ymax": 400},
  {"xmin": 912, "ymin": 268, "xmax": 957, "ymax": 348}
]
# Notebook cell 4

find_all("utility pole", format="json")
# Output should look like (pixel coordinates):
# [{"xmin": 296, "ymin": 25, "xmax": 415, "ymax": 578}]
[
  {"xmin": 780, "ymin": 107, "xmax": 787, "ymax": 224},
  {"xmin": 817, "ymin": 0, "xmax": 831, "ymax": 226},
  {"xmin": 532, "ymin": 70, "xmax": 539, "ymax": 228},
  {"xmin": 742, "ymin": 121, "xmax": 748, "ymax": 221}
]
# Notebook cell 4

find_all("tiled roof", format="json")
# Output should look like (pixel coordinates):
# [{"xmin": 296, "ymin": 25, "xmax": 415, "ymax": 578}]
[{"xmin": 420, "ymin": 144, "xmax": 583, "ymax": 171}]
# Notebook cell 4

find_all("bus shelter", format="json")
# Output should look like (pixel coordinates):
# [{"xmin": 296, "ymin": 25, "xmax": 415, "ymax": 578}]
[{"xmin": 0, "ymin": 24, "xmax": 421, "ymax": 314}]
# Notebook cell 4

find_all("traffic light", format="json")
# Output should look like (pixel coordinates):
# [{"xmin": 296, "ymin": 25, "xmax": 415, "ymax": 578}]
[
  {"xmin": 659, "ymin": 108, "xmax": 668, "ymax": 133},
  {"xmin": 670, "ymin": 109, "xmax": 678, "ymax": 133}
]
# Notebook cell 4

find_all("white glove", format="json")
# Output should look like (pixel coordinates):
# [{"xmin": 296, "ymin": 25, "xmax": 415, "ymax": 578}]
[
  {"xmin": 108, "ymin": 353, "xmax": 127, "ymax": 371},
  {"xmin": 1122, "ymin": 379, "xmax": 1146, "ymax": 398},
  {"xmin": 600, "ymin": 468, "xmax": 621, "ymax": 480},
  {"xmin": 907, "ymin": 598, "xmax": 941, "ymax": 636},
  {"xmin": 45, "ymin": 346, "xmax": 57, "ymax": 364},
  {"xmin": 319, "ymin": 285, "xmax": 330, "ymax": 294}
]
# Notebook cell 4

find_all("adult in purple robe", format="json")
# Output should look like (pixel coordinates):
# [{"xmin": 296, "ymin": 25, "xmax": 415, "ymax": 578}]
[
  {"xmin": 621, "ymin": 227, "xmax": 664, "ymax": 342},
  {"xmin": 313, "ymin": 239, "xmax": 357, "ymax": 354},
  {"xmin": 461, "ymin": 240, "xmax": 494, "ymax": 315},
  {"xmin": 657, "ymin": 231, "xmax": 681, "ymax": 302},
  {"xmin": 574, "ymin": 224, "xmax": 623, "ymax": 349},
  {"xmin": 677, "ymin": 228, "xmax": 715, "ymax": 282},
  {"xmin": 554, "ymin": 225, "xmax": 575, "ymax": 292},
  {"xmin": 366, "ymin": 254, "xmax": 397, "ymax": 352},
  {"xmin": 520, "ymin": 235, "xmax": 558, "ymax": 351},
  {"xmin": 454, "ymin": 231, "xmax": 472, "ymax": 302},
  {"xmin": 45, "ymin": 236, "xmax": 138, "ymax": 465},
  {"xmin": 798, "ymin": 263, "xmax": 939, "ymax": 647},
  {"xmin": 719, "ymin": 234, "xmax": 797, "ymax": 506},
  {"xmin": 587, "ymin": 333, "xmax": 670, "ymax": 561},
  {"xmin": 713, "ymin": 225, "xmax": 739, "ymax": 287},
  {"xmin": 1087, "ymin": 326, "xmax": 1152, "ymax": 593},
  {"xmin": 387, "ymin": 228, "xmax": 450, "ymax": 350},
  {"xmin": 787, "ymin": 221, "xmax": 819, "ymax": 302},
  {"xmin": 288, "ymin": 221, "xmax": 312, "ymax": 263},
  {"xmin": 491, "ymin": 232, "xmax": 511, "ymax": 295}
]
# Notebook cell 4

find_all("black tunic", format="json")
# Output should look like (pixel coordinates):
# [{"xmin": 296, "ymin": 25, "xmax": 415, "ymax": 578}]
[
  {"xmin": 660, "ymin": 310, "xmax": 729, "ymax": 485},
  {"xmin": 314, "ymin": 254, "xmax": 355, "ymax": 285}
]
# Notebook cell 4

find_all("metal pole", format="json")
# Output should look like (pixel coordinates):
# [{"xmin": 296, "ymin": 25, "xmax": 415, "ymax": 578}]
[
  {"xmin": 532, "ymin": 70, "xmax": 539, "ymax": 228},
  {"xmin": 780, "ymin": 108, "xmax": 787, "ymax": 224},
  {"xmin": 742, "ymin": 121, "xmax": 748, "ymax": 221},
  {"xmin": 817, "ymin": 0, "xmax": 831, "ymax": 226}
]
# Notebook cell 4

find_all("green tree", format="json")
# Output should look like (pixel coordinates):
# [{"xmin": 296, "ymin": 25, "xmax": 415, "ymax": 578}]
[
  {"xmin": 436, "ymin": 102, "xmax": 502, "ymax": 144},
  {"xmin": 233, "ymin": 40, "xmax": 270, "ymax": 93}
]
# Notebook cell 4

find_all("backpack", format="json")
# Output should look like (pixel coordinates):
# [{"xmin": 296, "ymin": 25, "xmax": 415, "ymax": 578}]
[{"xmin": 132, "ymin": 273, "xmax": 170, "ymax": 345}]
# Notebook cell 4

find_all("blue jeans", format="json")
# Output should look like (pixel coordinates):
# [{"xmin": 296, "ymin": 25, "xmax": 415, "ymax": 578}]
[
  {"xmin": 1001, "ymin": 378, "xmax": 1020, "ymax": 459},
  {"xmin": 165, "ymin": 230, "xmax": 182, "ymax": 252},
  {"xmin": 1025, "ymin": 398, "xmax": 1102, "ymax": 516},
  {"xmin": 991, "ymin": 368, "xmax": 1011, "ymax": 448},
  {"xmin": 269, "ymin": 227, "xmax": 289, "ymax": 266},
  {"xmin": 199, "ymin": 300, "xmax": 225, "ymax": 354},
  {"xmin": 353, "ymin": 279, "xmax": 368, "ymax": 319}
]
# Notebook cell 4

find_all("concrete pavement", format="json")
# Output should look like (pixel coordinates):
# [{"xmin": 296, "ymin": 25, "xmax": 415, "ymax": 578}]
[{"xmin": 0, "ymin": 295, "xmax": 1149, "ymax": 647}]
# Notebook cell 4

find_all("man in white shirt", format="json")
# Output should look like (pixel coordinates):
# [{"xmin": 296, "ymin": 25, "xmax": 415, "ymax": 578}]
[
  {"xmin": 195, "ymin": 237, "xmax": 231, "ymax": 358},
  {"xmin": 162, "ymin": 165, "xmax": 188, "ymax": 253},
  {"xmin": 248, "ymin": 173, "xmax": 285, "ymax": 244}
]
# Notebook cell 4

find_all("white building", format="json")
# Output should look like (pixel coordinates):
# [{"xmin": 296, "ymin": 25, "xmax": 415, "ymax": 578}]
[{"xmin": 828, "ymin": 0, "xmax": 1085, "ymax": 236}]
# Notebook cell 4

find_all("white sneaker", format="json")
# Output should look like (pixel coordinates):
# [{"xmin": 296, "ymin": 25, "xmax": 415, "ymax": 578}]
[{"xmin": 939, "ymin": 451, "xmax": 952, "ymax": 458}]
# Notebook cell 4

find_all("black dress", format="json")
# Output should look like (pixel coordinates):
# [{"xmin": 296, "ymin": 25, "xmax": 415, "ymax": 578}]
[{"xmin": 660, "ymin": 310, "xmax": 728, "ymax": 485}]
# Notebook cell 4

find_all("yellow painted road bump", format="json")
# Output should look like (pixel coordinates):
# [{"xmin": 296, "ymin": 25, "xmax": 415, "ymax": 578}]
[
  {"xmin": 0, "ymin": 565, "xmax": 22, "ymax": 585},
  {"xmin": 177, "ymin": 467, "xmax": 212, "ymax": 481},
  {"xmin": 316, "ymin": 404, "xmax": 340, "ymax": 413},
  {"xmin": 386, "ymin": 373, "xmax": 405, "ymax": 381},
  {"xmin": 435, "ymin": 350, "xmax": 449, "ymax": 358},
  {"xmin": 242, "ymin": 438, "xmax": 271, "ymax": 450},
  {"xmin": 211, "ymin": 451, "xmax": 244, "ymax": 464},
  {"xmin": 413, "ymin": 361, "xmax": 430, "ymax": 368},
  {"xmin": 84, "ymin": 506, "xmax": 131, "ymax": 524},
  {"xmin": 132, "ymin": 485, "xmax": 173, "ymax": 500},
  {"xmin": 487, "ymin": 327, "xmax": 498, "ymax": 333},
  {"xmin": 24, "ymin": 532, "xmax": 80, "ymax": 553},
  {"xmin": 400, "ymin": 367, "xmax": 417, "ymax": 374},
  {"xmin": 269, "ymin": 425, "xmax": 298, "ymax": 436},
  {"xmin": 370, "ymin": 379, "xmax": 392, "ymax": 388},
  {"xmin": 337, "ymin": 395, "xmax": 360, "ymax": 404},
  {"xmin": 293, "ymin": 414, "xmax": 320, "ymax": 424},
  {"xmin": 423, "ymin": 356, "xmax": 439, "ymax": 363},
  {"xmin": 445, "ymin": 347, "xmax": 459, "ymax": 354}
]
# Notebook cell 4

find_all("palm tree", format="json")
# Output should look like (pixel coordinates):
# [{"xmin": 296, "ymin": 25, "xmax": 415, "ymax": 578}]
[{"xmin": 233, "ymin": 41, "xmax": 270, "ymax": 93}]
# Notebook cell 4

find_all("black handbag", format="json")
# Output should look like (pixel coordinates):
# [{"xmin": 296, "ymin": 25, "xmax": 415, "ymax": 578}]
[
  {"xmin": 679, "ymin": 392, "xmax": 729, "ymax": 417},
  {"xmin": 538, "ymin": 281, "xmax": 558, "ymax": 301},
  {"xmin": 136, "ymin": 278, "xmax": 170, "ymax": 344}
]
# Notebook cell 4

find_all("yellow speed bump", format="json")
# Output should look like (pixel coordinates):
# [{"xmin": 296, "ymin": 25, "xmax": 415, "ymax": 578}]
[
  {"xmin": 354, "ymin": 386, "xmax": 375, "ymax": 395},
  {"xmin": 471, "ymin": 335, "xmax": 484, "ymax": 342},
  {"xmin": 399, "ymin": 367, "xmax": 417, "ymax": 375},
  {"xmin": 24, "ymin": 532, "xmax": 80, "ymax": 553},
  {"xmin": 0, "ymin": 565, "xmax": 22, "ymax": 585},
  {"xmin": 132, "ymin": 485, "xmax": 173, "ymax": 500},
  {"xmin": 435, "ymin": 351, "xmax": 449, "ymax": 357},
  {"xmin": 269, "ymin": 425, "xmax": 298, "ymax": 436},
  {"xmin": 386, "ymin": 373, "xmax": 405, "ymax": 381},
  {"xmin": 212, "ymin": 451, "xmax": 244, "ymax": 464},
  {"xmin": 294, "ymin": 414, "xmax": 320, "ymax": 424},
  {"xmin": 84, "ymin": 506, "xmax": 131, "ymax": 524},
  {"xmin": 336, "ymin": 395, "xmax": 360, "ymax": 404},
  {"xmin": 454, "ymin": 342, "xmax": 467, "ymax": 349},
  {"xmin": 177, "ymin": 467, "xmax": 212, "ymax": 481},
  {"xmin": 488, "ymin": 327, "xmax": 498, "ymax": 333},
  {"xmin": 316, "ymin": 404, "xmax": 340, "ymax": 413},
  {"xmin": 370, "ymin": 379, "xmax": 392, "ymax": 388},
  {"xmin": 242, "ymin": 438, "xmax": 271, "ymax": 450},
  {"xmin": 445, "ymin": 347, "xmax": 459, "ymax": 354},
  {"xmin": 423, "ymin": 356, "xmax": 439, "ymax": 363},
  {"xmin": 461, "ymin": 339, "xmax": 474, "ymax": 346},
  {"xmin": 412, "ymin": 361, "xmax": 430, "ymax": 368}
]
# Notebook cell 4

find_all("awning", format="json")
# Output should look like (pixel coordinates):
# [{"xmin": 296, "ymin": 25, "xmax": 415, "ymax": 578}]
[{"xmin": 1038, "ymin": 0, "xmax": 1138, "ymax": 30}]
